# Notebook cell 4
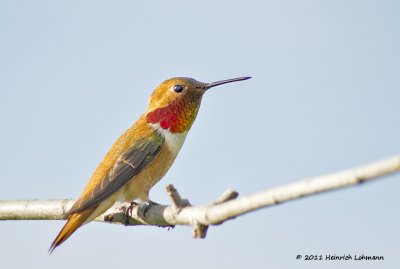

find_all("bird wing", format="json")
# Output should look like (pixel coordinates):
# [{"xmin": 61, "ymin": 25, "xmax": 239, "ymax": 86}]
[{"xmin": 68, "ymin": 132, "xmax": 164, "ymax": 215}]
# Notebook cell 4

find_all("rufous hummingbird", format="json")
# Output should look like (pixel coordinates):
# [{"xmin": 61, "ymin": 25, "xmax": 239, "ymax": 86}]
[{"xmin": 50, "ymin": 76, "xmax": 251, "ymax": 252}]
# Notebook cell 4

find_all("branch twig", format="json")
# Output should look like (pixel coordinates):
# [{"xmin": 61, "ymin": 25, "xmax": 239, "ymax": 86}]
[{"xmin": 0, "ymin": 156, "xmax": 399, "ymax": 238}]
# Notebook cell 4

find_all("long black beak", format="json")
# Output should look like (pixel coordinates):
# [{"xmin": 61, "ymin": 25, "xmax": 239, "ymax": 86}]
[{"xmin": 205, "ymin": 76, "xmax": 251, "ymax": 89}]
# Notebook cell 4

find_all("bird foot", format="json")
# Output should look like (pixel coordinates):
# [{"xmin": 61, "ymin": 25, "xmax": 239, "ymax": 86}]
[
  {"xmin": 125, "ymin": 201, "xmax": 138, "ymax": 218},
  {"xmin": 137, "ymin": 200, "xmax": 159, "ymax": 219}
]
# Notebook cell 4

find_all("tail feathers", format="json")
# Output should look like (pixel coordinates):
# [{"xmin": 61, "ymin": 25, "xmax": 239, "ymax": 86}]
[{"xmin": 49, "ymin": 208, "xmax": 94, "ymax": 254}]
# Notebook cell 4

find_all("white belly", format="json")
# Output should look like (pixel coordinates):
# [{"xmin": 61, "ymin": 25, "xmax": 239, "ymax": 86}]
[{"xmin": 150, "ymin": 123, "xmax": 188, "ymax": 156}]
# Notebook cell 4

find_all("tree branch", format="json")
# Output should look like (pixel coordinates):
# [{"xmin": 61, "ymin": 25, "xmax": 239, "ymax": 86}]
[{"xmin": 1, "ymin": 156, "xmax": 399, "ymax": 238}]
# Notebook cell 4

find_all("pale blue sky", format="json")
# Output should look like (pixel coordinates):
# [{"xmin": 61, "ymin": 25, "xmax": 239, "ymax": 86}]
[{"xmin": 1, "ymin": 1, "xmax": 399, "ymax": 268}]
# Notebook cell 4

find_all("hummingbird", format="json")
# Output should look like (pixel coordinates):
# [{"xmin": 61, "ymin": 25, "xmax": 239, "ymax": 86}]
[{"xmin": 49, "ymin": 76, "xmax": 251, "ymax": 253}]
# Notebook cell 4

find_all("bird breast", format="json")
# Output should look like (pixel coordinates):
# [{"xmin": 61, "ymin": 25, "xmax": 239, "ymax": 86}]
[{"xmin": 151, "ymin": 123, "xmax": 188, "ymax": 156}]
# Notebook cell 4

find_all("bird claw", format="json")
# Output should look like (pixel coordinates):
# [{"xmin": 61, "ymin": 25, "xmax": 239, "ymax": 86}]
[
  {"xmin": 149, "ymin": 199, "xmax": 160, "ymax": 206},
  {"xmin": 125, "ymin": 201, "xmax": 138, "ymax": 217},
  {"xmin": 138, "ymin": 200, "xmax": 159, "ymax": 219}
]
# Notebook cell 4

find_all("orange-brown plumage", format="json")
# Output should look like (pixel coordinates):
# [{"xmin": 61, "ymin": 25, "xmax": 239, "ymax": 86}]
[
  {"xmin": 50, "ymin": 76, "xmax": 250, "ymax": 253},
  {"xmin": 50, "ymin": 208, "xmax": 95, "ymax": 253},
  {"xmin": 50, "ymin": 116, "xmax": 160, "ymax": 252}
]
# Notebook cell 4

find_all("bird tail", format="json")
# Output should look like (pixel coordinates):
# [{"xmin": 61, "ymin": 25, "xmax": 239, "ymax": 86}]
[{"xmin": 49, "ymin": 208, "xmax": 94, "ymax": 254}]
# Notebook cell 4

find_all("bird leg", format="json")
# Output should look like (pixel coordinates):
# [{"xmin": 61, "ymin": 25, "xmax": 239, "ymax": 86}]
[
  {"xmin": 125, "ymin": 201, "xmax": 138, "ymax": 218},
  {"xmin": 137, "ymin": 200, "xmax": 160, "ymax": 219}
]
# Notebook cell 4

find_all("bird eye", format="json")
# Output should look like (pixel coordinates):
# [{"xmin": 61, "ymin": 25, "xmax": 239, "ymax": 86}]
[{"xmin": 173, "ymin": 85, "xmax": 184, "ymax": 93}]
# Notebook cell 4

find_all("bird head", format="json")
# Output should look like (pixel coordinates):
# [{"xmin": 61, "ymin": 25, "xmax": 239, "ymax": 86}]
[{"xmin": 146, "ymin": 76, "xmax": 251, "ymax": 133}]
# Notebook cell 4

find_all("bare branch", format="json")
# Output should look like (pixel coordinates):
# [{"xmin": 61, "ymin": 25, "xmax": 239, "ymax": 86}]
[
  {"xmin": 0, "ymin": 156, "xmax": 399, "ymax": 238},
  {"xmin": 166, "ymin": 184, "xmax": 191, "ymax": 208},
  {"xmin": 0, "ymin": 199, "xmax": 74, "ymax": 220}
]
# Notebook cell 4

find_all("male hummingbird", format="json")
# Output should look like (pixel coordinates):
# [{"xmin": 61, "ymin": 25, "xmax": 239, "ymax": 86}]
[{"xmin": 50, "ymin": 76, "xmax": 251, "ymax": 252}]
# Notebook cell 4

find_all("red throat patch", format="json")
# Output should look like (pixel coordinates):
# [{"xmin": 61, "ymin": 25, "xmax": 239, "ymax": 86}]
[{"xmin": 146, "ymin": 99, "xmax": 200, "ymax": 133}]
